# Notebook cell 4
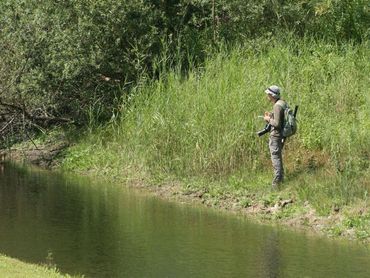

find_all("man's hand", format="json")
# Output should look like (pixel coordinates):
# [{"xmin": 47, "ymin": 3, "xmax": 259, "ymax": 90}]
[{"xmin": 263, "ymin": 112, "xmax": 271, "ymax": 122}]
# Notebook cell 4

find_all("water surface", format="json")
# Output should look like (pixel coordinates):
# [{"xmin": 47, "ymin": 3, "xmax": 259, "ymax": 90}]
[{"xmin": 0, "ymin": 163, "xmax": 369, "ymax": 277}]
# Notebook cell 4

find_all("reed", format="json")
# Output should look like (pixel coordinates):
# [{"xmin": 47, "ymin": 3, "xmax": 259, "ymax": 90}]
[{"xmin": 63, "ymin": 36, "xmax": 370, "ymax": 214}]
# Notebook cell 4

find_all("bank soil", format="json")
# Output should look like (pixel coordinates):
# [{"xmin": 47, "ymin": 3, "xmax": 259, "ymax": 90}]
[
  {"xmin": 0, "ymin": 140, "xmax": 69, "ymax": 169},
  {"xmin": 121, "ymin": 179, "xmax": 369, "ymax": 244}
]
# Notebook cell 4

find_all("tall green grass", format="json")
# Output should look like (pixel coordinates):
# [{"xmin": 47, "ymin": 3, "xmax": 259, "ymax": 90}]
[{"xmin": 63, "ymin": 37, "xmax": 370, "ymax": 213}]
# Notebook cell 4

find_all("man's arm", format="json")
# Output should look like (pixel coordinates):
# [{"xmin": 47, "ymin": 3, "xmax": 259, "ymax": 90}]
[{"xmin": 268, "ymin": 104, "xmax": 283, "ymax": 128}]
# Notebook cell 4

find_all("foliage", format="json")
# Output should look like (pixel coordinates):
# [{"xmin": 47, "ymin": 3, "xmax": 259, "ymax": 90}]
[
  {"xmin": 0, "ymin": 0, "xmax": 369, "ymax": 127},
  {"xmin": 63, "ymin": 38, "xmax": 370, "ymax": 213},
  {"xmin": 2, "ymin": 1, "xmax": 370, "ymax": 218}
]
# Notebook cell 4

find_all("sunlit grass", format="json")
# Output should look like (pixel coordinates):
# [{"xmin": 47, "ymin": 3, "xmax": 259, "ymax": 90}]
[
  {"xmin": 0, "ymin": 254, "xmax": 78, "ymax": 278},
  {"xmin": 63, "ymin": 37, "xmax": 370, "ymax": 214}
]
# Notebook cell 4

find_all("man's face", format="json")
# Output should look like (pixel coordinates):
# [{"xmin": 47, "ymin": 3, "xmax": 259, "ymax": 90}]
[{"xmin": 266, "ymin": 94, "xmax": 274, "ymax": 103}]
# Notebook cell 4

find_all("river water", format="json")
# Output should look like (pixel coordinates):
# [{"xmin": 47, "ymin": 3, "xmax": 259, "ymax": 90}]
[{"xmin": 0, "ymin": 163, "xmax": 369, "ymax": 277}]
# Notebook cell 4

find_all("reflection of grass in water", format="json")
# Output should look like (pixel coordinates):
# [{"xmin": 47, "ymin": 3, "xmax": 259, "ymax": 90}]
[{"xmin": 62, "ymin": 37, "xmax": 370, "ymax": 240}]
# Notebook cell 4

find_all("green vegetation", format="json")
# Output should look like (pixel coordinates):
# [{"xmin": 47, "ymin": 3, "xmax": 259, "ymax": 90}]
[
  {"xmin": 62, "ymin": 36, "xmax": 370, "ymax": 240},
  {"xmin": 0, "ymin": 254, "xmax": 76, "ymax": 278},
  {"xmin": 0, "ymin": 0, "xmax": 368, "ymax": 126},
  {"xmin": 1, "ymin": 0, "xmax": 369, "ymax": 242}
]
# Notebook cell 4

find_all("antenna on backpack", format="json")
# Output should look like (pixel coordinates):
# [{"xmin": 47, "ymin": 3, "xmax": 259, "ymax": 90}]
[{"xmin": 293, "ymin": 106, "xmax": 299, "ymax": 118}]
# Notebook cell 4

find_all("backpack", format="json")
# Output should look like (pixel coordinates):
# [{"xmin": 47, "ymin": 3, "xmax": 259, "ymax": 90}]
[{"xmin": 276, "ymin": 100, "xmax": 298, "ymax": 138}]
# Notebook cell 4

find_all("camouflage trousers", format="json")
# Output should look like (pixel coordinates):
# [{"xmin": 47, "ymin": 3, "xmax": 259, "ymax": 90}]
[{"xmin": 269, "ymin": 136, "xmax": 284, "ymax": 188}]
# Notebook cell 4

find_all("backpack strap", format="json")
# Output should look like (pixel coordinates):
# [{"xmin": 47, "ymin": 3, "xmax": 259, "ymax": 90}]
[{"xmin": 276, "ymin": 99, "xmax": 287, "ymax": 109}]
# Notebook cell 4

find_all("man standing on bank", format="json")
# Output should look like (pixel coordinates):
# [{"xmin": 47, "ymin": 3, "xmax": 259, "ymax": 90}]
[{"xmin": 263, "ymin": 85, "xmax": 287, "ymax": 189}]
